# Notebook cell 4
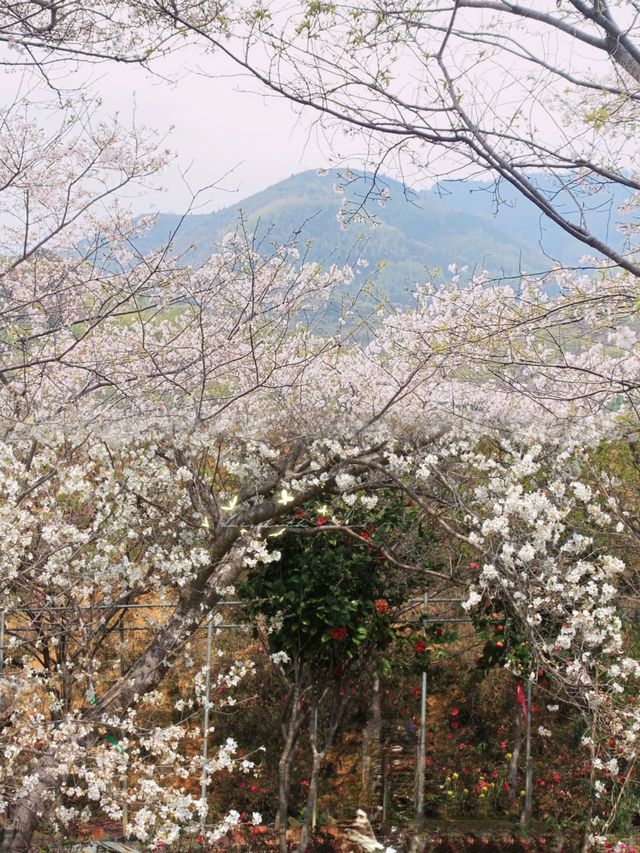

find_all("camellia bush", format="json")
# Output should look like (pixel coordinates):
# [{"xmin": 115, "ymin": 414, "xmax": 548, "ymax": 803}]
[{"xmin": 239, "ymin": 493, "xmax": 439, "ymax": 852}]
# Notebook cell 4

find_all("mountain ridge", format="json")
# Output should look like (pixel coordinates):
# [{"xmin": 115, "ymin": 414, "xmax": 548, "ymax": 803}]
[{"xmin": 136, "ymin": 169, "xmax": 617, "ymax": 304}]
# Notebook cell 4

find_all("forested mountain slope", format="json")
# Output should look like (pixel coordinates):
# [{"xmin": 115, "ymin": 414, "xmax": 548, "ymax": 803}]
[{"xmin": 138, "ymin": 169, "xmax": 622, "ymax": 304}]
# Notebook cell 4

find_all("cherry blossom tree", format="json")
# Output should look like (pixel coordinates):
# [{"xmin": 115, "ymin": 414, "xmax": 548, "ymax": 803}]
[
  {"xmin": 0, "ymin": 279, "xmax": 637, "ymax": 849},
  {"xmin": 4, "ymin": 14, "xmax": 640, "ymax": 849}
]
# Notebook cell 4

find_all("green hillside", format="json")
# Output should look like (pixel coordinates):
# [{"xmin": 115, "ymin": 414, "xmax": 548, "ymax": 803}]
[{"xmin": 137, "ymin": 170, "xmax": 575, "ymax": 305}]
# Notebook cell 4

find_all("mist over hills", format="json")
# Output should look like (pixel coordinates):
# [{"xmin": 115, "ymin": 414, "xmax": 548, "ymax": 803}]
[{"xmin": 137, "ymin": 169, "xmax": 627, "ymax": 305}]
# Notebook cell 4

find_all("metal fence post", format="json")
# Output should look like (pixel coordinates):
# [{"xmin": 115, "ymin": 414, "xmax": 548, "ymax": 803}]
[
  {"xmin": 200, "ymin": 617, "xmax": 214, "ymax": 835},
  {"xmin": 522, "ymin": 678, "xmax": 533, "ymax": 827},
  {"xmin": 0, "ymin": 609, "xmax": 5, "ymax": 677},
  {"xmin": 120, "ymin": 615, "xmax": 128, "ymax": 838},
  {"xmin": 414, "ymin": 589, "xmax": 428, "ymax": 846}
]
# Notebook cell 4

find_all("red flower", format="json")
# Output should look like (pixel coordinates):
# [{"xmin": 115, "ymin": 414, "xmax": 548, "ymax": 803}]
[
  {"xmin": 496, "ymin": 640, "xmax": 505, "ymax": 649},
  {"xmin": 294, "ymin": 508, "xmax": 307, "ymax": 518},
  {"xmin": 552, "ymin": 772, "xmax": 561, "ymax": 783},
  {"xmin": 315, "ymin": 516, "xmax": 329, "ymax": 526},
  {"xmin": 413, "ymin": 639, "xmax": 427, "ymax": 654},
  {"xmin": 374, "ymin": 598, "xmax": 390, "ymax": 615},
  {"xmin": 329, "ymin": 626, "xmax": 348, "ymax": 641},
  {"xmin": 451, "ymin": 706, "xmax": 460, "ymax": 717},
  {"xmin": 360, "ymin": 530, "xmax": 371, "ymax": 541},
  {"xmin": 470, "ymin": 562, "xmax": 479, "ymax": 570}
]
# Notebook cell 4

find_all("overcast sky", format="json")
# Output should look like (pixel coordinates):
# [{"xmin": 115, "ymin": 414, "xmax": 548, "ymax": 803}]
[
  {"xmin": 92, "ymin": 50, "xmax": 362, "ymax": 214},
  {"xmin": 0, "ymin": 44, "xmax": 358, "ymax": 214},
  {"xmin": 0, "ymin": 15, "xmax": 570, "ymax": 219},
  {"xmin": 0, "ymin": 11, "xmax": 604, "ymax": 221}
]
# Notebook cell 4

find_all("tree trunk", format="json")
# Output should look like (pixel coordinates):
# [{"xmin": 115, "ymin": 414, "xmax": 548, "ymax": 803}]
[
  {"xmin": 297, "ymin": 697, "xmax": 322, "ymax": 853},
  {"xmin": 277, "ymin": 684, "xmax": 302, "ymax": 853},
  {"xmin": 296, "ymin": 687, "xmax": 346, "ymax": 853},
  {"xmin": 361, "ymin": 673, "xmax": 382, "ymax": 808},
  {"xmin": 0, "ymin": 753, "xmax": 71, "ymax": 852},
  {"xmin": 277, "ymin": 750, "xmax": 293, "ymax": 853}
]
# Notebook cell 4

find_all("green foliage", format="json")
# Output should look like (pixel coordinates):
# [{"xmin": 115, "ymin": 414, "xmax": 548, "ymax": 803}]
[
  {"xmin": 472, "ymin": 599, "xmax": 531, "ymax": 675},
  {"xmin": 239, "ymin": 524, "xmax": 395, "ymax": 670}
]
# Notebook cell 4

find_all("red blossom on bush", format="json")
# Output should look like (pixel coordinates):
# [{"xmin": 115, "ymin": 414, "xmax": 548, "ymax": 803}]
[
  {"xmin": 374, "ymin": 598, "xmax": 390, "ymax": 615},
  {"xmin": 328, "ymin": 626, "xmax": 348, "ymax": 641},
  {"xmin": 413, "ymin": 639, "xmax": 427, "ymax": 654},
  {"xmin": 315, "ymin": 516, "xmax": 329, "ymax": 526}
]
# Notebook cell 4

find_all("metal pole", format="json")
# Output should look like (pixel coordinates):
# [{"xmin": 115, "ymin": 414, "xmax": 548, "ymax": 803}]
[
  {"xmin": 382, "ymin": 748, "xmax": 390, "ymax": 833},
  {"xmin": 522, "ymin": 678, "xmax": 533, "ymax": 827},
  {"xmin": 200, "ymin": 618, "xmax": 214, "ymax": 834},
  {"xmin": 120, "ymin": 616, "xmax": 128, "ymax": 839},
  {"xmin": 312, "ymin": 703, "xmax": 318, "ymax": 831},
  {"xmin": 0, "ymin": 609, "xmax": 5, "ymax": 677},
  {"xmin": 414, "ymin": 589, "xmax": 428, "ymax": 844}
]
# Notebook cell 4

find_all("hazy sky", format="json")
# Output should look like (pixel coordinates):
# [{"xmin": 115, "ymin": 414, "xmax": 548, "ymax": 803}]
[
  {"xmin": 0, "ymin": 9, "xmax": 582, "ymax": 220},
  {"xmin": 0, "ymin": 9, "xmax": 607, "ymax": 219},
  {"xmin": 94, "ymin": 50, "xmax": 359, "ymax": 214},
  {"xmin": 0, "ymin": 44, "xmax": 359, "ymax": 214}
]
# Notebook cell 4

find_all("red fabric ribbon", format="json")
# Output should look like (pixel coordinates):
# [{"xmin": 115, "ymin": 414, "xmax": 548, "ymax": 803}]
[{"xmin": 516, "ymin": 681, "xmax": 527, "ymax": 723}]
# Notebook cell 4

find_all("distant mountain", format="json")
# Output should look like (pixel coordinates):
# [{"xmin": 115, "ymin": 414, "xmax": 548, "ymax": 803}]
[{"xmin": 136, "ymin": 169, "xmax": 627, "ymax": 306}]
